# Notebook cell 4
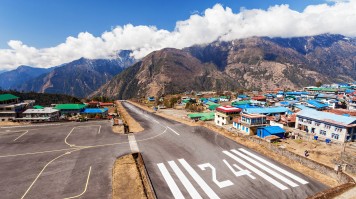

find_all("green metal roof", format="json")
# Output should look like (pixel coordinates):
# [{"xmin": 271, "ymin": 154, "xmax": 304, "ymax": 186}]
[
  {"xmin": 188, "ymin": 112, "xmax": 214, "ymax": 118},
  {"xmin": 54, "ymin": 104, "xmax": 86, "ymax": 110},
  {"xmin": 200, "ymin": 114, "xmax": 215, "ymax": 121},
  {"xmin": 0, "ymin": 94, "xmax": 19, "ymax": 102},
  {"xmin": 33, "ymin": 105, "xmax": 44, "ymax": 109},
  {"xmin": 231, "ymin": 100, "xmax": 251, "ymax": 106},
  {"xmin": 309, "ymin": 88, "xmax": 338, "ymax": 92},
  {"xmin": 209, "ymin": 104, "xmax": 220, "ymax": 110}
]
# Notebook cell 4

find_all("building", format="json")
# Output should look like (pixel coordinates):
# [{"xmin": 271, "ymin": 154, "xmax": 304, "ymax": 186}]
[
  {"xmin": 82, "ymin": 108, "xmax": 108, "ymax": 118},
  {"xmin": 0, "ymin": 94, "xmax": 27, "ymax": 122},
  {"xmin": 233, "ymin": 113, "xmax": 268, "ymax": 135},
  {"xmin": 243, "ymin": 107, "xmax": 290, "ymax": 116},
  {"xmin": 54, "ymin": 104, "xmax": 87, "ymax": 115},
  {"xmin": 214, "ymin": 106, "xmax": 241, "ymax": 126},
  {"xmin": 17, "ymin": 108, "xmax": 60, "ymax": 122},
  {"xmin": 305, "ymin": 100, "xmax": 329, "ymax": 110},
  {"xmin": 296, "ymin": 109, "xmax": 356, "ymax": 142},
  {"xmin": 348, "ymin": 97, "xmax": 356, "ymax": 110},
  {"xmin": 257, "ymin": 126, "xmax": 286, "ymax": 139}
]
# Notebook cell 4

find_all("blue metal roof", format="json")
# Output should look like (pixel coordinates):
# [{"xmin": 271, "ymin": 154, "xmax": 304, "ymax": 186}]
[
  {"xmin": 237, "ymin": 95, "xmax": 248, "ymax": 98},
  {"xmin": 259, "ymin": 126, "xmax": 286, "ymax": 134},
  {"xmin": 285, "ymin": 91, "xmax": 309, "ymax": 95},
  {"xmin": 306, "ymin": 100, "xmax": 329, "ymax": 109},
  {"xmin": 244, "ymin": 107, "xmax": 289, "ymax": 114},
  {"xmin": 294, "ymin": 104, "xmax": 311, "ymax": 110},
  {"xmin": 234, "ymin": 104, "xmax": 259, "ymax": 109},
  {"xmin": 83, "ymin": 108, "xmax": 108, "ymax": 114},
  {"xmin": 297, "ymin": 109, "xmax": 356, "ymax": 126}
]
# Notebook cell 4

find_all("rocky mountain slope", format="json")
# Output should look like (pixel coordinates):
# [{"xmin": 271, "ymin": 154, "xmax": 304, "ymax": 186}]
[
  {"xmin": 92, "ymin": 34, "xmax": 356, "ymax": 99},
  {"xmin": 0, "ymin": 66, "xmax": 53, "ymax": 90},
  {"xmin": 17, "ymin": 50, "xmax": 135, "ymax": 98}
]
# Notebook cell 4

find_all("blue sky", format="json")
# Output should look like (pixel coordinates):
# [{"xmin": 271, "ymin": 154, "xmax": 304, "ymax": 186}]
[
  {"xmin": 0, "ymin": 0, "xmax": 328, "ymax": 48},
  {"xmin": 1, "ymin": 0, "xmax": 355, "ymax": 70}
]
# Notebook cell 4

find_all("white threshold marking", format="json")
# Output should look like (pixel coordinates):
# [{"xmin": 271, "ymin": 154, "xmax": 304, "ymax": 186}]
[
  {"xmin": 64, "ymin": 166, "xmax": 92, "ymax": 199},
  {"xmin": 128, "ymin": 134, "xmax": 139, "ymax": 152},
  {"xmin": 231, "ymin": 149, "xmax": 299, "ymax": 187},
  {"xmin": 168, "ymin": 161, "xmax": 203, "ymax": 199},
  {"xmin": 97, "ymin": 125, "xmax": 101, "ymax": 134},
  {"xmin": 13, "ymin": 130, "xmax": 29, "ymax": 141},
  {"xmin": 167, "ymin": 127, "xmax": 180, "ymax": 135},
  {"xmin": 238, "ymin": 148, "xmax": 308, "ymax": 185},
  {"xmin": 222, "ymin": 159, "xmax": 255, "ymax": 179},
  {"xmin": 223, "ymin": 151, "xmax": 288, "ymax": 190},
  {"xmin": 178, "ymin": 159, "xmax": 220, "ymax": 199},
  {"xmin": 157, "ymin": 163, "xmax": 185, "ymax": 199}
]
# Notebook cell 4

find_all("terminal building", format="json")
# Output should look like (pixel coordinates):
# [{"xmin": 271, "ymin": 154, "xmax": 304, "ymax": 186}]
[
  {"xmin": 296, "ymin": 109, "xmax": 356, "ymax": 142},
  {"xmin": 0, "ymin": 94, "xmax": 27, "ymax": 122}
]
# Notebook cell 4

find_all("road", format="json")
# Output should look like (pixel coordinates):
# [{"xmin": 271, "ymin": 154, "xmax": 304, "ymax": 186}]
[
  {"xmin": 0, "ymin": 101, "xmax": 328, "ymax": 199},
  {"xmin": 0, "ymin": 121, "xmax": 130, "ymax": 199},
  {"xmin": 122, "ymin": 101, "xmax": 328, "ymax": 199}
]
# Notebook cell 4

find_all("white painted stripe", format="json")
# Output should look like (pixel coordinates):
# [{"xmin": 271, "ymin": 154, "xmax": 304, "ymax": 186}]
[
  {"xmin": 231, "ymin": 149, "xmax": 299, "ymax": 187},
  {"xmin": 167, "ymin": 127, "xmax": 180, "ymax": 135},
  {"xmin": 13, "ymin": 130, "xmax": 29, "ymax": 141},
  {"xmin": 168, "ymin": 161, "xmax": 202, "ymax": 199},
  {"xmin": 223, "ymin": 151, "xmax": 288, "ymax": 190},
  {"xmin": 239, "ymin": 148, "xmax": 308, "ymax": 185},
  {"xmin": 157, "ymin": 163, "xmax": 185, "ymax": 199},
  {"xmin": 178, "ymin": 159, "xmax": 220, "ymax": 199},
  {"xmin": 128, "ymin": 134, "xmax": 139, "ymax": 152}
]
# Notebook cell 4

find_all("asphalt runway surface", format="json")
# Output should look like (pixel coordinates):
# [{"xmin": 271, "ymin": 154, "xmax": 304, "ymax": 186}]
[
  {"xmin": 122, "ymin": 102, "xmax": 328, "ymax": 199},
  {"xmin": 0, "ymin": 120, "xmax": 131, "ymax": 199},
  {"xmin": 0, "ymin": 101, "xmax": 328, "ymax": 199}
]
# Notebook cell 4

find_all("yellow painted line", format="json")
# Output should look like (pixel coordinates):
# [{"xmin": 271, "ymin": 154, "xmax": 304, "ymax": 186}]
[
  {"xmin": 20, "ymin": 151, "xmax": 74, "ymax": 199},
  {"xmin": 13, "ymin": 130, "xmax": 29, "ymax": 141},
  {"xmin": 63, "ymin": 166, "xmax": 92, "ymax": 199},
  {"xmin": 64, "ymin": 128, "xmax": 76, "ymax": 147},
  {"xmin": 64, "ymin": 125, "xmax": 101, "ymax": 147},
  {"xmin": 0, "ymin": 148, "xmax": 72, "ymax": 158}
]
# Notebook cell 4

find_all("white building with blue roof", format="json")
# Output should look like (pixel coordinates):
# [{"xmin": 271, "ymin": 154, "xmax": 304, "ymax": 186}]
[{"xmin": 296, "ymin": 109, "xmax": 356, "ymax": 142}]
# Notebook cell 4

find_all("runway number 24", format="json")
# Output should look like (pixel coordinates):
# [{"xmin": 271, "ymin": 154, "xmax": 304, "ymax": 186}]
[{"xmin": 198, "ymin": 160, "xmax": 254, "ymax": 189}]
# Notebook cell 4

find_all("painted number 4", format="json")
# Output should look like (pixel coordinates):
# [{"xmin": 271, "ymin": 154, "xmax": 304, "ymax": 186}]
[{"xmin": 198, "ymin": 163, "xmax": 234, "ymax": 188}]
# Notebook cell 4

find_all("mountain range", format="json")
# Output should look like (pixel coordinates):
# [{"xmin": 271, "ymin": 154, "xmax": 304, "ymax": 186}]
[
  {"xmin": 1, "ymin": 34, "xmax": 356, "ymax": 99},
  {"xmin": 0, "ymin": 66, "xmax": 54, "ymax": 90},
  {"xmin": 8, "ymin": 50, "xmax": 135, "ymax": 98},
  {"xmin": 92, "ymin": 34, "xmax": 356, "ymax": 99}
]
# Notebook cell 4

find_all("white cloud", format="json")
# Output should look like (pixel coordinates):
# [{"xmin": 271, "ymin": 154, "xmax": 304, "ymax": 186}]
[{"xmin": 1, "ymin": 0, "xmax": 356, "ymax": 70}]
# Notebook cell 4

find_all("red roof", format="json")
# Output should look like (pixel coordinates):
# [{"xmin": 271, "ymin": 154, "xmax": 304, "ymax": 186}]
[
  {"xmin": 100, "ymin": 102, "xmax": 114, "ymax": 106},
  {"xmin": 216, "ymin": 106, "xmax": 241, "ymax": 113},
  {"xmin": 252, "ymin": 96, "xmax": 266, "ymax": 100}
]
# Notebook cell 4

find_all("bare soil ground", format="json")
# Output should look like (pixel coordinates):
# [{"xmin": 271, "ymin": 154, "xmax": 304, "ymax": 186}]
[
  {"xmin": 112, "ymin": 154, "xmax": 147, "ymax": 199},
  {"xmin": 112, "ymin": 125, "xmax": 124, "ymax": 134},
  {"xmin": 116, "ymin": 101, "xmax": 144, "ymax": 133},
  {"xmin": 0, "ymin": 121, "xmax": 29, "ymax": 126}
]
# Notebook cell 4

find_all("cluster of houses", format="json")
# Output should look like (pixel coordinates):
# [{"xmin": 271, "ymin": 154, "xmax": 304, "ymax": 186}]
[
  {"xmin": 185, "ymin": 83, "xmax": 356, "ymax": 143},
  {"xmin": 0, "ymin": 94, "xmax": 113, "ymax": 123}
]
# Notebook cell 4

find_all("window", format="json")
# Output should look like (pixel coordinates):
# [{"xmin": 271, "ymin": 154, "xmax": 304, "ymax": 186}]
[
  {"xmin": 319, "ymin": 130, "xmax": 326, "ymax": 136},
  {"xmin": 331, "ymin": 133, "xmax": 339, "ymax": 140},
  {"xmin": 335, "ymin": 127, "xmax": 342, "ymax": 132},
  {"xmin": 315, "ymin": 122, "xmax": 321, "ymax": 126},
  {"xmin": 325, "ymin": 124, "xmax": 331, "ymax": 129}
]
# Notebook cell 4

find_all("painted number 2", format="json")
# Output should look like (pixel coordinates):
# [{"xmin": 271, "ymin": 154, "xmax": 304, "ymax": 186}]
[{"xmin": 198, "ymin": 163, "xmax": 234, "ymax": 188}]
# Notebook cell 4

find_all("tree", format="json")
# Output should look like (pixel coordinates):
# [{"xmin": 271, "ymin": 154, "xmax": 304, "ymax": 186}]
[{"xmin": 315, "ymin": 81, "xmax": 322, "ymax": 87}]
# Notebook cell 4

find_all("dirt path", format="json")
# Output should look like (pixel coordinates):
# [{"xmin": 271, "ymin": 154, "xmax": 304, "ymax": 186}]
[
  {"xmin": 112, "ymin": 154, "xmax": 147, "ymax": 199},
  {"xmin": 116, "ymin": 101, "xmax": 144, "ymax": 133}
]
